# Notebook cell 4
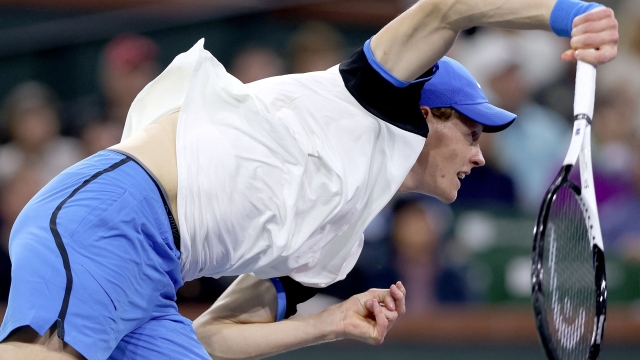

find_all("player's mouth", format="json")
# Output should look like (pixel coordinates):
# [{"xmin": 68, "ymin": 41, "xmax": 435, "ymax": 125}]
[{"xmin": 457, "ymin": 171, "xmax": 468, "ymax": 180}]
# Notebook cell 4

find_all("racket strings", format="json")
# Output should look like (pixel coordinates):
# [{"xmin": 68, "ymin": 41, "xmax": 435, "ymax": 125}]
[{"xmin": 543, "ymin": 185, "xmax": 595, "ymax": 360}]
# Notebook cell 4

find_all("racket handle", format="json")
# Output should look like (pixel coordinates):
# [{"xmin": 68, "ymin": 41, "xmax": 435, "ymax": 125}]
[{"xmin": 574, "ymin": 61, "xmax": 596, "ymax": 119}]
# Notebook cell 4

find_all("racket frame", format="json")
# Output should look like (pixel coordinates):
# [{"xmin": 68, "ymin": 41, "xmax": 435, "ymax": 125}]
[{"xmin": 531, "ymin": 61, "xmax": 607, "ymax": 360}]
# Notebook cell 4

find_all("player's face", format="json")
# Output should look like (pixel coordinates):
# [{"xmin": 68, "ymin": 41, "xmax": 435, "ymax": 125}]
[{"xmin": 399, "ymin": 107, "xmax": 485, "ymax": 203}]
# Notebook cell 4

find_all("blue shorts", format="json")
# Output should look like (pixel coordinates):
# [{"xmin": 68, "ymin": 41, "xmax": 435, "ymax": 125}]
[{"xmin": 0, "ymin": 150, "xmax": 209, "ymax": 360}]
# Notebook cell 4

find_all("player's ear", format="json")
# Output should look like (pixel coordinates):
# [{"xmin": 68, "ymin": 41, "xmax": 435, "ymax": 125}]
[{"xmin": 419, "ymin": 106, "xmax": 431, "ymax": 121}]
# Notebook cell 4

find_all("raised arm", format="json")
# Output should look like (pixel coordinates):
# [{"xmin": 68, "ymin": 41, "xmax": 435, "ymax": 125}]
[
  {"xmin": 193, "ymin": 275, "xmax": 406, "ymax": 360},
  {"xmin": 371, "ymin": 0, "xmax": 618, "ymax": 81}
]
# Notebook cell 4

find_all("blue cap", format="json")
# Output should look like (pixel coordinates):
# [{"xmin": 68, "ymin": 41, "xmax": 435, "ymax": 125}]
[{"xmin": 419, "ymin": 57, "xmax": 516, "ymax": 133}]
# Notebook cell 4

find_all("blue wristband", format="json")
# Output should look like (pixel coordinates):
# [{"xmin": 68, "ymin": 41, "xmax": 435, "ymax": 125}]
[
  {"xmin": 550, "ymin": 0, "xmax": 604, "ymax": 38},
  {"xmin": 363, "ymin": 38, "xmax": 437, "ymax": 88},
  {"xmin": 269, "ymin": 278, "xmax": 287, "ymax": 322}
]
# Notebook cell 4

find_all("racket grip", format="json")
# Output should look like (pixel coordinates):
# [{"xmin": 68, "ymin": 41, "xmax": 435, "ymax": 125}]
[{"xmin": 574, "ymin": 61, "xmax": 597, "ymax": 119}]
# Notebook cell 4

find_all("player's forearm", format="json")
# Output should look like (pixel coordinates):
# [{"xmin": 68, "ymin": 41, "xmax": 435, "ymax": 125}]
[
  {"xmin": 193, "ymin": 274, "xmax": 338, "ymax": 359},
  {"xmin": 195, "ymin": 312, "xmax": 340, "ymax": 360},
  {"xmin": 372, "ymin": 0, "xmax": 555, "ymax": 81}
]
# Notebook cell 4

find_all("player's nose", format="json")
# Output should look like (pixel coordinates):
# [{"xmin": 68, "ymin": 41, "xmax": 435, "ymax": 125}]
[{"xmin": 470, "ymin": 146, "xmax": 485, "ymax": 167}]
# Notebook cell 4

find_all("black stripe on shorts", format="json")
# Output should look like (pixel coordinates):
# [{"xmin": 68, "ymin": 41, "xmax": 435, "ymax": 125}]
[{"xmin": 50, "ymin": 157, "xmax": 131, "ymax": 341}]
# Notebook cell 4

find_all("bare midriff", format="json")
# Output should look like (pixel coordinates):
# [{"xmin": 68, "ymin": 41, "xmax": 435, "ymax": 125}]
[{"xmin": 110, "ymin": 111, "xmax": 180, "ymax": 225}]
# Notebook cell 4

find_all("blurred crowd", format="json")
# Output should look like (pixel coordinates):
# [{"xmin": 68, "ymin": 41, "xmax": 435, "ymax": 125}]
[{"xmin": 1, "ymin": 0, "xmax": 640, "ymax": 312}]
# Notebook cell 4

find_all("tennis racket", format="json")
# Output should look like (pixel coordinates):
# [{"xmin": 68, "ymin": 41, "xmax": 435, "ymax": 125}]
[{"xmin": 531, "ymin": 60, "xmax": 607, "ymax": 360}]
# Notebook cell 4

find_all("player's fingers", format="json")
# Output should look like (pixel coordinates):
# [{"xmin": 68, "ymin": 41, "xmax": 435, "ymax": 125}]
[
  {"xmin": 571, "ymin": 16, "xmax": 618, "ymax": 39},
  {"xmin": 561, "ymin": 49, "xmax": 576, "ymax": 62},
  {"xmin": 371, "ymin": 300, "xmax": 388, "ymax": 345},
  {"xmin": 570, "ymin": 29, "xmax": 619, "ymax": 52},
  {"xmin": 366, "ymin": 298, "xmax": 398, "ymax": 322},
  {"xmin": 572, "ymin": 7, "xmax": 614, "ymax": 28},
  {"xmin": 391, "ymin": 283, "xmax": 406, "ymax": 316},
  {"xmin": 397, "ymin": 281, "xmax": 406, "ymax": 297},
  {"xmin": 367, "ymin": 289, "xmax": 395, "ymax": 311},
  {"xmin": 570, "ymin": 7, "xmax": 618, "ymax": 64},
  {"xmin": 570, "ymin": 37, "xmax": 618, "ymax": 65},
  {"xmin": 575, "ymin": 46, "xmax": 617, "ymax": 65},
  {"xmin": 378, "ymin": 306, "xmax": 399, "ymax": 323},
  {"xmin": 383, "ymin": 292, "xmax": 396, "ymax": 311}
]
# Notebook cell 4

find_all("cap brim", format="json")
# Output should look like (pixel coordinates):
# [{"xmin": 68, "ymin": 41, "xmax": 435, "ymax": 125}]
[{"xmin": 452, "ymin": 103, "xmax": 516, "ymax": 133}]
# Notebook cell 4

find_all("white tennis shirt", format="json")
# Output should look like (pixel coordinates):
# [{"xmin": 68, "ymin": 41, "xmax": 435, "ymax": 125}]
[{"xmin": 121, "ymin": 39, "xmax": 426, "ymax": 287}]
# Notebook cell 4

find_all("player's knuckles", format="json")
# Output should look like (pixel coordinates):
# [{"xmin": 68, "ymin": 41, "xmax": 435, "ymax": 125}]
[
  {"xmin": 365, "ymin": 289, "xmax": 383, "ymax": 298},
  {"xmin": 371, "ymin": 335, "xmax": 385, "ymax": 346},
  {"xmin": 604, "ymin": 15, "xmax": 619, "ymax": 30},
  {"xmin": 379, "ymin": 313, "xmax": 389, "ymax": 327},
  {"xmin": 575, "ymin": 8, "xmax": 614, "ymax": 30},
  {"xmin": 384, "ymin": 295, "xmax": 396, "ymax": 310},
  {"xmin": 600, "ymin": 7, "xmax": 615, "ymax": 19},
  {"xmin": 366, "ymin": 332, "xmax": 385, "ymax": 345},
  {"xmin": 381, "ymin": 307, "xmax": 397, "ymax": 317},
  {"xmin": 571, "ymin": 34, "xmax": 606, "ymax": 49},
  {"xmin": 574, "ymin": 18, "xmax": 617, "ymax": 37},
  {"xmin": 591, "ymin": 46, "xmax": 616, "ymax": 63},
  {"xmin": 392, "ymin": 285, "xmax": 406, "ymax": 299},
  {"xmin": 579, "ymin": 49, "xmax": 613, "ymax": 65},
  {"xmin": 606, "ymin": 29, "xmax": 620, "ymax": 44},
  {"xmin": 574, "ymin": 8, "xmax": 601, "ymax": 25},
  {"xmin": 371, "ymin": 330, "xmax": 387, "ymax": 345},
  {"xmin": 571, "ymin": 21, "xmax": 600, "ymax": 37},
  {"xmin": 587, "ymin": 7, "xmax": 614, "ymax": 20},
  {"xmin": 599, "ymin": 47, "xmax": 617, "ymax": 63},
  {"xmin": 388, "ymin": 311, "xmax": 399, "ymax": 322}
]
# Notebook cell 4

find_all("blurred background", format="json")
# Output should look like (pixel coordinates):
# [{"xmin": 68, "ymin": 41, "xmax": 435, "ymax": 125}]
[{"xmin": 0, "ymin": 0, "xmax": 639, "ymax": 358}]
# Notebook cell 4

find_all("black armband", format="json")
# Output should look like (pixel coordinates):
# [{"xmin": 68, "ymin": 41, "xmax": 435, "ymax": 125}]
[{"xmin": 270, "ymin": 276, "xmax": 319, "ymax": 320}]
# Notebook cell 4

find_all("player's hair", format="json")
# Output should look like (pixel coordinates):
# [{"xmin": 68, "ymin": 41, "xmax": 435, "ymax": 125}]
[{"xmin": 431, "ymin": 107, "xmax": 457, "ymax": 120}]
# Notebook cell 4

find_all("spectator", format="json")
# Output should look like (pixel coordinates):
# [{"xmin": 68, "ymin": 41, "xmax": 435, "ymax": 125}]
[
  {"xmin": 0, "ymin": 81, "xmax": 82, "ymax": 187},
  {"xmin": 390, "ymin": 195, "xmax": 469, "ymax": 311},
  {"xmin": 322, "ymin": 206, "xmax": 396, "ymax": 299},
  {"xmin": 100, "ymin": 34, "xmax": 160, "ymax": 127},
  {"xmin": 0, "ymin": 165, "xmax": 43, "ymax": 249},
  {"xmin": 616, "ymin": 0, "xmax": 640, "ymax": 58},
  {"xmin": 287, "ymin": 21, "xmax": 346, "ymax": 73},
  {"xmin": 73, "ymin": 34, "xmax": 160, "ymax": 151},
  {"xmin": 600, "ymin": 136, "xmax": 640, "ymax": 263},
  {"xmin": 79, "ymin": 120, "xmax": 122, "ymax": 157},
  {"xmin": 534, "ymin": 59, "xmax": 577, "ymax": 125},
  {"xmin": 0, "ymin": 165, "xmax": 44, "ymax": 302},
  {"xmin": 229, "ymin": 46, "xmax": 285, "ymax": 84},
  {"xmin": 0, "ymin": 241, "xmax": 7, "ymax": 303}
]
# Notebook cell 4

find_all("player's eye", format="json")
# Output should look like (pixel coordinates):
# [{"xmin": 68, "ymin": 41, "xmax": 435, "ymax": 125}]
[{"xmin": 470, "ymin": 131, "xmax": 480, "ymax": 143}]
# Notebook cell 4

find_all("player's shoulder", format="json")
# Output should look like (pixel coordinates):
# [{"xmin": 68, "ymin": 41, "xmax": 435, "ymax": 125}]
[
  {"xmin": 249, "ymin": 67, "xmax": 344, "ymax": 95},
  {"xmin": 247, "ymin": 67, "xmax": 353, "ymax": 113}
]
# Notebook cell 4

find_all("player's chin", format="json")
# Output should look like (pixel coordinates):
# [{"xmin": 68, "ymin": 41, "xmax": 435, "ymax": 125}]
[
  {"xmin": 441, "ymin": 193, "xmax": 457, "ymax": 204},
  {"xmin": 434, "ymin": 187, "xmax": 458, "ymax": 204}
]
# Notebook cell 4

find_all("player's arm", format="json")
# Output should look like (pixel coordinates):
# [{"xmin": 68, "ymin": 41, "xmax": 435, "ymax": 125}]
[
  {"xmin": 193, "ymin": 274, "xmax": 406, "ymax": 360},
  {"xmin": 371, "ymin": 0, "xmax": 618, "ymax": 81}
]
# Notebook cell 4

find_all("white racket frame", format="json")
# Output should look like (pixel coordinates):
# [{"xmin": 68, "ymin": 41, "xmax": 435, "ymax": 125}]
[{"xmin": 562, "ymin": 61, "xmax": 603, "ymax": 250}]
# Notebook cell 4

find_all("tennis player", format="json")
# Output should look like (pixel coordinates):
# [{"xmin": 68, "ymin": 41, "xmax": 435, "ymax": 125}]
[{"xmin": 0, "ymin": 0, "xmax": 618, "ymax": 359}]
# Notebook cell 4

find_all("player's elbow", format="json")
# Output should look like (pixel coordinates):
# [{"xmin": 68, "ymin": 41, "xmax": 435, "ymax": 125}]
[
  {"xmin": 193, "ymin": 318, "xmax": 215, "ymax": 356},
  {"xmin": 194, "ymin": 319, "xmax": 250, "ymax": 360}
]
